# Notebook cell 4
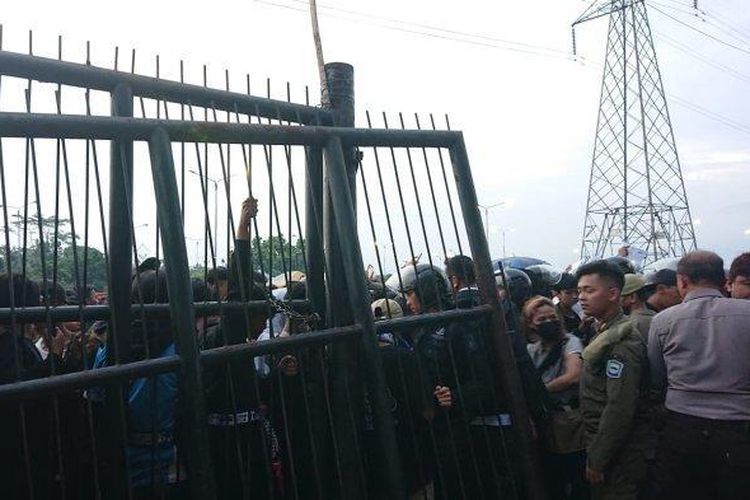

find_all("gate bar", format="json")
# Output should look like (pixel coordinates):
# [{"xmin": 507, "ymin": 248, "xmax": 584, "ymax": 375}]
[
  {"xmin": 148, "ymin": 127, "xmax": 216, "ymax": 500},
  {"xmin": 324, "ymin": 136, "xmax": 406, "ymax": 498},
  {"xmin": 0, "ymin": 50, "xmax": 330, "ymax": 125},
  {"xmin": 104, "ymin": 83, "xmax": 133, "ymax": 500},
  {"xmin": 449, "ymin": 138, "xmax": 547, "ymax": 500},
  {"xmin": 0, "ymin": 325, "xmax": 361, "ymax": 402},
  {"xmin": 0, "ymin": 112, "xmax": 461, "ymax": 147}
]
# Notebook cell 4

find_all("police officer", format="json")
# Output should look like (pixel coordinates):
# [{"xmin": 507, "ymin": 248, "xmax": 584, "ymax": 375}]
[
  {"xmin": 576, "ymin": 260, "xmax": 651, "ymax": 500},
  {"xmin": 400, "ymin": 263, "xmax": 498, "ymax": 500},
  {"xmin": 525, "ymin": 264, "xmax": 562, "ymax": 298}
]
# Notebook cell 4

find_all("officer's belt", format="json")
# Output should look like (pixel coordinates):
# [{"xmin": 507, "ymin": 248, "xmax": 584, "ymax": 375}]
[
  {"xmin": 470, "ymin": 414, "xmax": 512, "ymax": 427},
  {"xmin": 207, "ymin": 409, "xmax": 264, "ymax": 427},
  {"xmin": 127, "ymin": 432, "xmax": 174, "ymax": 447}
]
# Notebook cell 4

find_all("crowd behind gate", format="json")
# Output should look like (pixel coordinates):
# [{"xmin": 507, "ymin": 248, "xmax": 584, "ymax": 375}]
[{"xmin": 1, "ymin": 197, "xmax": 749, "ymax": 500}]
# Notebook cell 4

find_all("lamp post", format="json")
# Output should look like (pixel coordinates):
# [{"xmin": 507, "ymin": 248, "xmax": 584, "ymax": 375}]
[
  {"xmin": 477, "ymin": 201, "xmax": 506, "ymax": 251},
  {"xmin": 188, "ymin": 170, "xmax": 220, "ymax": 258}
]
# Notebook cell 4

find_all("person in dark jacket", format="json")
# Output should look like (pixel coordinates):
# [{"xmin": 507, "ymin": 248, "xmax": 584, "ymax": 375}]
[
  {"xmin": 0, "ymin": 273, "xmax": 67, "ymax": 500},
  {"xmin": 201, "ymin": 198, "xmax": 280, "ymax": 500}
]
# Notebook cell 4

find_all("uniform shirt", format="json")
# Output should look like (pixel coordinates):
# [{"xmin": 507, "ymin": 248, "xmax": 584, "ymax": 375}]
[
  {"xmin": 629, "ymin": 307, "xmax": 655, "ymax": 340},
  {"xmin": 527, "ymin": 334, "xmax": 583, "ymax": 406},
  {"xmin": 579, "ymin": 311, "xmax": 651, "ymax": 471},
  {"xmin": 648, "ymin": 288, "xmax": 750, "ymax": 421}
]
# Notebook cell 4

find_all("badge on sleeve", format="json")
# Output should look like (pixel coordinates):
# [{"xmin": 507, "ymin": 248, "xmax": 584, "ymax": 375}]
[{"xmin": 606, "ymin": 359, "xmax": 624, "ymax": 378}]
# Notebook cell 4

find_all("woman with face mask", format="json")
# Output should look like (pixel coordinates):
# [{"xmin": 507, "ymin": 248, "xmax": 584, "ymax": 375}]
[{"xmin": 523, "ymin": 296, "xmax": 588, "ymax": 500}]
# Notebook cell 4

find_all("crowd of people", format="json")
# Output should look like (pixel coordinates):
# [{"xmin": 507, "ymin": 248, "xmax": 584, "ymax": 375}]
[
  {"xmin": 0, "ymin": 195, "xmax": 749, "ymax": 500},
  {"xmin": 503, "ymin": 251, "xmax": 750, "ymax": 500}
]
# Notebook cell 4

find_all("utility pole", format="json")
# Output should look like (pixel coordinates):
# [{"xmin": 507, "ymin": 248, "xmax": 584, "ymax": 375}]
[
  {"xmin": 573, "ymin": 0, "xmax": 696, "ymax": 266},
  {"xmin": 309, "ymin": 0, "xmax": 328, "ymax": 105}
]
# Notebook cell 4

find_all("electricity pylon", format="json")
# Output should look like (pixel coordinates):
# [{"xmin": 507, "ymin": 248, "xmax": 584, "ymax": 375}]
[{"xmin": 574, "ymin": 0, "xmax": 697, "ymax": 266}]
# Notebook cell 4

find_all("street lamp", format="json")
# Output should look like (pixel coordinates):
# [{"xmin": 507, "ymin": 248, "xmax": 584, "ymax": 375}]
[
  {"xmin": 497, "ymin": 226, "xmax": 515, "ymax": 258},
  {"xmin": 477, "ymin": 201, "xmax": 506, "ymax": 246},
  {"xmin": 188, "ymin": 169, "xmax": 220, "ymax": 258}
]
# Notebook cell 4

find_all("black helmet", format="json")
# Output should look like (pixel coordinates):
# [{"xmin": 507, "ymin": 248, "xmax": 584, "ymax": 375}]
[
  {"xmin": 524, "ymin": 264, "xmax": 562, "ymax": 298},
  {"xmin": 606, "ymin": 256, "xmax": 636, "ymax": 275},
  {"xmin": 399, "ymin": 263, "xmax": 450, "ymax": 311},
  {"xmin": 496, "ymin": 268, "xmax": 532, "ymax": 307},
  {"xmin": 552, "ymin": 272, "xmax": 578, "ymax": 292}
]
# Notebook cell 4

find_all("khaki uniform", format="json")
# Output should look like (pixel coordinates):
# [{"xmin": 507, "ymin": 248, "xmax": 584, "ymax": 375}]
[
  {"xmin": 580, "ymin": 311, "xmax": 652, "ymax": 500},
  {"xmin": 629, "ymin": 307, "xmax": 656, "ymax": 341}
]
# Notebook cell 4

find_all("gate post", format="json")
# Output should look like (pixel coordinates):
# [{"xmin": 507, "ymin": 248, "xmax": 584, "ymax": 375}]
[
  {"xmin": 449, "ymin": 137, "xmax": 547, "ymax": 500},
  {"xmin": 104, "ymin": 83, "xmax": 134, "ymax": 498},
  {"xmin": 324, "ymin": 63, "xmax": 356, "ymax": 209},
  {"xmin": 321, "ymin": 62, "xmax": 363, "ymax": 496},
  {"xmin": 304, "ymin": 146, "xmax": 326, "ymax": 320},
  {"xmin": 324, "ymin": 136, "xmax": 405, "ymax": 499},
  {"xmin": 148, "ymin": 128, "xmax": 216, "ymax": 500}
]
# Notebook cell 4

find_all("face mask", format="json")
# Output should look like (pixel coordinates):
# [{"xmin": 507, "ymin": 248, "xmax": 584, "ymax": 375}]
[{"xmin": 536, "ymin": 319, "xmax": 562, "ymax": 341}]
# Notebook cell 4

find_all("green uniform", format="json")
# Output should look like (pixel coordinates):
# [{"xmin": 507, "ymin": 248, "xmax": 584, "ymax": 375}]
[
  {"xmin": 628, "ymin": 307, "xmax": 655, "ymax": 341},
  {"xmin": 580, "ymin": 311, "xmax": 651, "ymax": 500}
]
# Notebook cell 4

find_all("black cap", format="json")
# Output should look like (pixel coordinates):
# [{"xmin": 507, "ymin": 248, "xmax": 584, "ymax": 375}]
[
  {"xmin": 644, "ymin": 269, "xmax": 677, "ymax": 287},
  {"xmin": 552, "ymin": 273, "xmax": 578, "ymax": 292}
]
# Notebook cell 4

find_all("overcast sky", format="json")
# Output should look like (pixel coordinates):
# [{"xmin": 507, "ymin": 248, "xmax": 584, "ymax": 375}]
[{"xmin": 2, "ymin": 0, "xmax": 749, "ymax": 271}]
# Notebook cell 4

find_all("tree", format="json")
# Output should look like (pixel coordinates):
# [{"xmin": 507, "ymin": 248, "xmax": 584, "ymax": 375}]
[
  {"xmin": 1, "ymin": 216, "xmax": 108, "ymax": 291},
  {"xmin": 253, "ymin": 235, "xmax": 306, "ymax": 278}
]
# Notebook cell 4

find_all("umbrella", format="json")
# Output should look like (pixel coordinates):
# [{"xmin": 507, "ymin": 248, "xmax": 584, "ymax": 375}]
[{"xmin": 494, "ymin": 256, "xmax": 550, "ymax": 271}]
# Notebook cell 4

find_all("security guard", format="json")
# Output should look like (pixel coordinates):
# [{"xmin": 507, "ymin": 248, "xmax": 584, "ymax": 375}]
[
  {"xmin": 576, "ymin": 260, "xmax": 652, "ymax": 500},
  {"xmin": 620, "ymin": 274, "xmax": 655, "ymax": 339}
]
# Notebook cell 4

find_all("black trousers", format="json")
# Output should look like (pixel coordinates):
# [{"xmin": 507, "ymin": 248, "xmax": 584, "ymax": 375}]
[
  {"xmin": 541, "ymin": 449, "xmax": 589, "ymax": 500},
  {"xmin": 650, "ymin": 410, "xmax": 750, "ymax": 500}
]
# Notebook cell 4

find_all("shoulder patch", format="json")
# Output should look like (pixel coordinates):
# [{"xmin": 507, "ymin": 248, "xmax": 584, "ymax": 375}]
[{"xmin": 606, "ymin": 359, "xmax": 624, "ymax": 379}]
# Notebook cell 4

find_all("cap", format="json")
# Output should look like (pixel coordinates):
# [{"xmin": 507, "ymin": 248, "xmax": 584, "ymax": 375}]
[
  {"xmin": 645, "ymin": 269, "xmax": 677, "ymax": 288},
  {"xmin": 622, "ymin": 274, "xmax": 646, "ymax": 296},
  {"xmin": 371, "ymin": 298, "xmax": 403, "ymax": 320},
  {"xmin": 552, "ymin": 273, "xmax": 578, "ymax": 292}
]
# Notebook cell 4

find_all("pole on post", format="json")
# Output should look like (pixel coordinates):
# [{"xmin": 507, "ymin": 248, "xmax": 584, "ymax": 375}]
[
  {"xmin": 148, "ymin": 128, "xmax": 216, "ymax": 500},
  {"xmin": 450, "ymin": 137, "xmax": 547, "ymax": 500}
]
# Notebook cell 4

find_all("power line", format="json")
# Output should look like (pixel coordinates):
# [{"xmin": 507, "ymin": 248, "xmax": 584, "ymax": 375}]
[
  {"xmin": 654, "ymin": 32, "xmax": 750, "ymax": 86},
  {"xmin": 650, "ymin": 4, "xmax": 750, "ymax": 56},
  {"xmin": 669, "ymin": 94, "xmax": 750, "ymax": 136},
  {"xmin": 280, "ymin": 0, "xmax": 572, "ymax": 55},
  {"xmin": 256, "ymin": 0, "xmax": 750, "ymax": 138},
  {"xmin": 253, "ymin": 0, "xmax": 580, "ymax": 61}
]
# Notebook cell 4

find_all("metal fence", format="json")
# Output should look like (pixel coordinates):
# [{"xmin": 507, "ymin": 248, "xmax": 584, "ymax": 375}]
[{"xmin": 0, "ymin": 35, "xmax": 542, "ymax": 500}]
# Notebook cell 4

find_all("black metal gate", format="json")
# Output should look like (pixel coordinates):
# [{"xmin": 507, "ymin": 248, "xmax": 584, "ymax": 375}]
[{"xmin": 0, "ymin": 42, "xmax": 542, "ymax": 500}]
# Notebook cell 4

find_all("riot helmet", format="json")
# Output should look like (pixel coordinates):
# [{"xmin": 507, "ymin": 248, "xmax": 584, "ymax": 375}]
[
  {"xmin": 606, "ymin": 256, "xmax": 636, "ymax": 275},
  {"xmin": 496, "ymin": 268, "xmax": 532, "ymax": 307},
  {"xmin": 399, "ymin": 263, "xmax": 450, "ymax": 312},
  {"xmin": 524, "ymin": 264, "xmax": 562, "ymax": 298}
]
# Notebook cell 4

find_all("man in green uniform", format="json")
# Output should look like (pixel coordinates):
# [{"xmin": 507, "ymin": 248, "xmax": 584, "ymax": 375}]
[
  {"xmin": 620, "ymin": 273, "xmax": 655, "ymax": 339},
  {"xmin": 576, "ymin": 260, "xmax": 652, "ymax": 499}
]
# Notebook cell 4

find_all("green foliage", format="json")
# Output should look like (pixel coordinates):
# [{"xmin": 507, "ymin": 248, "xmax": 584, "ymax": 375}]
[
  {"xmin": 252, "ymin": 235, "xmax": 306, "ymax": 278},
  {"xmin": 1, "ymin": 216, "xmax": 108, "ymax": 291}
]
